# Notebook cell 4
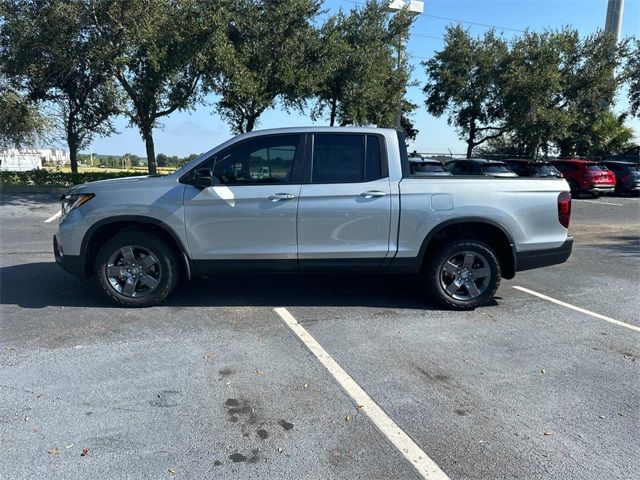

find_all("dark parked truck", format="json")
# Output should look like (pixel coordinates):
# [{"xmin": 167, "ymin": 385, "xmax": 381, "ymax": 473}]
[{"xmin": 54, "ymin": 127, "xmax": 573, "ymax": 309}]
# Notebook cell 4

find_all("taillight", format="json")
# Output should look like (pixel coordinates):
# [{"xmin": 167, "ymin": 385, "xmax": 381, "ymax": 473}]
[{"xmin": 558, "ymin": 192, "xmax": 571, "ymax": 229}]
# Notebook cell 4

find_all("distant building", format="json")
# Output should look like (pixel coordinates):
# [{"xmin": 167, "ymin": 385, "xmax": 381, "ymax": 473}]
[{"xmin": 0, "ymin": 148, "xmax": 70, "ymax": 171}]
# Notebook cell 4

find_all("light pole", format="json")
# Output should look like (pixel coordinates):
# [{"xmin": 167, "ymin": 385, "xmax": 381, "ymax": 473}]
[
  {"xmin": 605, "ymin": 0, "xmax": 624, "ymax": 43},
  {"xmin": 387, "ymin": 0, "xmax": 423, "ymax": 129}
]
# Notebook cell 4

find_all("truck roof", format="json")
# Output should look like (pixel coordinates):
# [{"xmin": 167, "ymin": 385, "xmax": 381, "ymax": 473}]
[{"xmin": 234, "ymin": 126, "xmax": 397, "ymax": 139}]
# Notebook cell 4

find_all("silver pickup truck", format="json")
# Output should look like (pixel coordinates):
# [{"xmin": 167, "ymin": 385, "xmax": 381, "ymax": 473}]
[{"xmin": 54, "ymin": 127, "xmax": 573, "ymax": 309}]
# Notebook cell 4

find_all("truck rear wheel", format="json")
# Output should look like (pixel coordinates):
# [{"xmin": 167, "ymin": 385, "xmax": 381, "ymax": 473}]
[
  {"xmin": 424, "ymin": 239, "xmax": 501, "ymax": 310},
  {"xmin": 95, "ymin": 231, "xmax": 179, "ymax": 307}
]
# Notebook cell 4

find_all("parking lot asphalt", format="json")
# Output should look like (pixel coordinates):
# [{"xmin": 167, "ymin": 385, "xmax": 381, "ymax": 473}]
[{"xmin": 0, "ymin": 192, "xmax": 638, "ymax": 480}]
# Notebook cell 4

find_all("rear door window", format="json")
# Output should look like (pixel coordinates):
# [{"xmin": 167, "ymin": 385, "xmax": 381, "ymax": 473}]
[{"xmin": 312, "ymin": 134, "xmax": 384, "ymax": 183}]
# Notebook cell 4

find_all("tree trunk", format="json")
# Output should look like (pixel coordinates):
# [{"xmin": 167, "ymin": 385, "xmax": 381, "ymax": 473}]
[
  {"xmin": 329, "ymin": 98, "xmax": 337, "ymax": 126},
  {"xmin": 466, "ymin": 121, "xmax": 476, "ymax": 159},
  {"xmin": 246, "ymin": 114, "xmax": 257, "ymax": 133},
  {"xmin": 68, "ymin": 138, "xmax": 79, "ymax": 175},
  {"xmin": 466, "ymin": 141, "xmax": 474, "ymax": 159},
  {"xmin": 66, "ymin": 109, "xmax": 79, "ymax": 175},
  {"xmin": 142, "ymin": 125, "xmax": 157, "ymax": 175}
]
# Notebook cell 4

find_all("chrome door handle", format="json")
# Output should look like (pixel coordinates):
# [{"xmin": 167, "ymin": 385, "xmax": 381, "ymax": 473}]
[
  {"xmin": 359, "ymin": 190, "xmax": 387, "ymax": 198},
  {"xmin": 268, "ymin": 193, "xmax": 296, "ymax": 201}
]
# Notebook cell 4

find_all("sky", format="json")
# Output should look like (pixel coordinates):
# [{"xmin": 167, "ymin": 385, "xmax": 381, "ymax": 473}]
[{"xmin": 84, "ymin": 0, "xmax": 640, "ymax": 157}]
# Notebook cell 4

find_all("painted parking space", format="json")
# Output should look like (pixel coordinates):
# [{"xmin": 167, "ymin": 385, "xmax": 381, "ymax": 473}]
[{"xmin": 1, "ymin": 193, "xmax": 638, "ymax": 479}]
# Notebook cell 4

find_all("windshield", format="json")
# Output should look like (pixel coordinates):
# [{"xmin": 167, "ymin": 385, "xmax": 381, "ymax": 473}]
[
  {"xmin": 412, "ymin": 162, "xmax": 447, "ymax": 173},
  {"xmin": 481, "ymin": 164, "xmax": 512, "ymax": 173},
  {"xmin": 587, "ymin": 165, "xmax": 606, "ymax": 172},
  {"xmin": 533, "ymin": 164, "xmax": 560, "ymax": 176}
]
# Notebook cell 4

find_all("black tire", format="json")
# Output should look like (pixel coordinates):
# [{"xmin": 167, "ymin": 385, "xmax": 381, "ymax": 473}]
[
  {"xmin": 95, "ymin": 231, "xmax": 179, "ymax": 307},
  {"xmin": 423, "ymin": 239, "xmax": 501, "ymax": 310}
]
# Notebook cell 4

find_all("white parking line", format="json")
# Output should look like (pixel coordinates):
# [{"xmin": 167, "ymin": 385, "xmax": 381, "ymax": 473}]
[
  {"xmin": 573, "ymin": 199, "xmax": 623, "ymax": 207},
  {"xmin": 513, "ymin": 286, "xmax": 640, "ymax": 333},
  {"xmin": 274, "ymin": 307, "xmax": 450, "ymax": 480},
  {"xmin": 44, "ymin": 211, "xmax": 61, "ymax": 223}
]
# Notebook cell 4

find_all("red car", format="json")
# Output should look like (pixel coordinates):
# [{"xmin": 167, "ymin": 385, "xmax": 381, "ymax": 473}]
[{"xmin": 550, "ymin": 159, "xmax": 616, "ymax": 197}]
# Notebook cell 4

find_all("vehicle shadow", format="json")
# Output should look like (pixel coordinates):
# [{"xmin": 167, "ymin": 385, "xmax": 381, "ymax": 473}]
[
  {"xmin": 0, "ymin": 192, "xmax": 60, "ymax": 207},
  {"xmin": 0, "ymin": 261, "xmax": 499, "ymax": 310},
  {"xmin": 581, "ymin": 235, "xmax": 640, "ymax": 258}
]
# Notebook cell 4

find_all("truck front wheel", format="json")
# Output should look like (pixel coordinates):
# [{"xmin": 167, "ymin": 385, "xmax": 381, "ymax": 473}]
[
  {"xmin": 95, "ymin": 231, "xmax": 179, "ymax": 307},
  {"xmin": 424, "ymin": 239, "xmax": 501, "ymax": 310}
]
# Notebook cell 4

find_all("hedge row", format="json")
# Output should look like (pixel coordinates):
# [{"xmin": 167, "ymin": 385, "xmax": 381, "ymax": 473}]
[{"xmin": 0, "ymin": 169, "xmax": 151, "ymax": 187}]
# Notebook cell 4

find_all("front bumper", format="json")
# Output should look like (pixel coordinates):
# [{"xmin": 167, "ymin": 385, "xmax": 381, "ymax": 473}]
[
  {"xmin": 515, "ymin": 237, "xmax": 573, "ymax": 272},
  {"xmin": 54, "ymin": 235, "xmax": 87, "ymax": 278}
]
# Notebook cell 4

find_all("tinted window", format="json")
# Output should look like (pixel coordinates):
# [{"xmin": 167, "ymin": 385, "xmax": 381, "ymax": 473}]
[
  {"xmin": 445, "ymin": 162, "xmax": 466, "ymax": 173},
  {"xmin": 312, "ymin": 134, "xmax": 384, "ymax": 183},
  {"xmin": 412, "ymin": 162, "xmax": 447, "ymax": 173},
  {"xmin": 554, "ymin": 163, "xmax": 576, "ymax": 172},
  {"xmin": 365, "ymin": 136, "xmax": 382, "ymax": 181},
  {"xmin": 210, "ymin": 135, "xmax": 298, "ymax": 185},
  {"xmin": 533, "ymin": 164, "xmax": 561, "ymax": 176},
  {"xmin": 586, "ymin": 164, "xmax": 605, "ymax": 172},
  {"xmin": 481, "ymin": 163, "xmax": 512, "ymax": 173},
  {"xmin": 507, "ymin": 163, "xmax": 527, "ymax": 175},
  {"xmin": 603, "ymin": 163, "xmax": 621, "ymax": 172}
]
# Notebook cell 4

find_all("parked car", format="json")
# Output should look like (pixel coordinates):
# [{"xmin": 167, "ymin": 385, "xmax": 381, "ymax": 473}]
[
  {"xmin": 444, "ymin": 159, "xmax": 518, "ymax": 177},
  {"xmin": 599, "ymin": 161, "xmax": 640, "ymax": 196},
  {"xmin": 54, "ymin": 127, "xmax": 572, "ymax": 310},
  {"xmin": 550, "ymin": 159, "xmax": 616, "ymax": 197},
  {"xmin": 504, "ymin": 159, "xmax": 563, "ymax": 178},
  {"xmin": 408, "ymin": 157, "xmax": 451, "ymax": 176},
  {"xmin": 605, "ymin": 146, "xmax": 640, "ymax": 163}
]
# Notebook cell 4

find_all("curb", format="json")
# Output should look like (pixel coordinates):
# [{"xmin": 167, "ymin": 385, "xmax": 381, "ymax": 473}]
[{"xmin": 0, "ymin": 186, "xmax": 69, "ymax": 195}]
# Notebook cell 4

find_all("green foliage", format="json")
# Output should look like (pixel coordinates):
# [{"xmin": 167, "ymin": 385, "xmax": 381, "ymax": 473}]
[
  {"xmin": 0, "ymin": 169, "xmax": 149, "ymax": 187},
  {"xmin": 92, "ymin": 0, "xmax": 222, "ymax": 173},
  {"xmin": 569, "ymin": 111, "xmax": 634, "ymax": 157},
  {"xmin": 204, "ymin": 0, "xmax": 321, "ymax": 134},
  {"xmin": 423, "ymin": 26, "xmax": 508, "ymax": 158},
  {"xmin": 0, "ymin": 0, "xmax": 120, "ymax": 173},
  {"xmin": 625, "ymin": 38, "xmax": 640, "ymax": 118},
  {"xmin": 504, "ymin": 29, "xmax": 624, "ymax": 158},
  {"xmin": 0, "ymin": 85, "xmax": 51, "ymax": 148},
  {"xmin": 312, "ymin": 1, "xmax": 414, "ymax": 130},
  {"xmin": 425, "ymin": 26, "xmax": 628, "ymax": 158}
]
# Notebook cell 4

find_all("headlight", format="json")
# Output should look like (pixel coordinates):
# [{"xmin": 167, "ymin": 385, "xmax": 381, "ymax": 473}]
[{"xmin": 60, "ymin": 193, "xmax": 94, "ymax": 216}]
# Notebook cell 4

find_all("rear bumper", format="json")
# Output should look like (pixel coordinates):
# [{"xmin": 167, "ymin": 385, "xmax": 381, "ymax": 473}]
[
  {"xmin": 586, "ymin": 185, "xmax": 615, "ymax": 193},
  {"xmin": 516, "ymin": 237, "xmax": 573, "ymax": 272},
  {"xmin": 54, "ymin": 235, "xmax": 87, "ymax": 278}
]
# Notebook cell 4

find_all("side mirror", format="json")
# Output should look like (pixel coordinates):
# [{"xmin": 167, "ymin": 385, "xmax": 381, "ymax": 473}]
[{"xmin": 192, "ymin": 167, "xmax": 213, "ymax": 188}]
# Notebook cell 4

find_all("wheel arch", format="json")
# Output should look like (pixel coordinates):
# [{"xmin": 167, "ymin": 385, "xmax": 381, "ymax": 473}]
[
  {"xmin": 418, "ymin": 218, "xmax": 517, "ymax": 279},
  {"xmin": 80, "ymin": 216, "xmax": 191, "ymax": 280}
]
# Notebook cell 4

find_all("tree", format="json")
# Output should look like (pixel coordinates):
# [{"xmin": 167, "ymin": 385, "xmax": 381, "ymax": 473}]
[
  {"xmin": 1, "ymin": 0, "xmax": 120, "ymax": 173},
  {"xmin": 0, "ymin": 83, "xmax": 50, "ymax": 148},
  {"xmin": 624, "ymin": 38, "xmax": 640, "ymax": 118},
  {"xmin": 423, "ymin": 26, "xmax": 508, "ymax": 158},
  {"xmin": 156, "ymin": 153, "xmax": 169, "ymax": 168},
  {"xmin": 312, "ymin": 1, "xmax": 414, "ymax": 130},
  {"xmin": 121, "ymin": 153, "xmax": 138, "ymax": 168},
  {"xmin": 501, "ymin": 29, "xmax": 623, "ymax": 158},
  {"xmin": 569, "ymin": 111, "xmax": 634, "ymax": 158},
  {"xmin": 92, "ymin": 0, "xmax": 221, "ymax": 174},
  {"xmin": 204, "ymin": 0, "xmax": 321, "ymax": 134}
]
